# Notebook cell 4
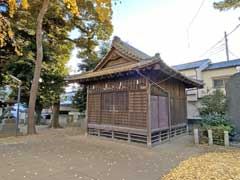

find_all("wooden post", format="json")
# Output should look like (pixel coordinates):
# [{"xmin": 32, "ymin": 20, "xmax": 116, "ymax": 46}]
[
  {"xmin": 128, "ymin": 133, "xmax": 131, "ymax": 143},
  {"xmin": 194, "ymin": 128, "xmax": 199, "ymax": 144},
  {"xmin": 85, "ymin": 85, "xmax": 89, "ymax": 137},
  {"xmin": 224, "ymin": 131, "xmax": 229, "ymax": 146},
  {"xmin": 168, "ymin": 93, "xmax": 172, "ymax": 141},
  {"xmin": 98, "ymin": 129, "xmax": 100, "ymax": 137},
  {"xmin": 208, "ymin": 129, "xmax": 213, "ymax": 145},
  {"xmin": 147, "ymin": 82, "xmax": 152, "ymax": 148},
  {"xmin": 159, "ymin": 131, "xmax": 162, "ymax": 143},
  {"xmin": 112, "ymin": 131, "xmax": 114, "ymax": 139}
]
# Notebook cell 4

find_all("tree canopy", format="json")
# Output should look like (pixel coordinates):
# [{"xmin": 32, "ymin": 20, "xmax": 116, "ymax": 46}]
[
  {"xmin": 0, "ymin": 0, "xmax": 112, "ymax": 39},
  {"xmin": 214, "ymin": 0, "xmax": 240, "ymax": 10},
  {"xmin": 1, "ymin": 0, "xmax": 114, "ymax": 133},
  {"xmin": 2, "ymin": 0, "xmax": 112, "ymax": 104}
]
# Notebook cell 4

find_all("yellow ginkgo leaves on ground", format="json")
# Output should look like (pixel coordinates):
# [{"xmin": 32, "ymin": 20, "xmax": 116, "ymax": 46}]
[{"xmin": 162, "ymin": 151, "xmax": 240, "ymax": 180}]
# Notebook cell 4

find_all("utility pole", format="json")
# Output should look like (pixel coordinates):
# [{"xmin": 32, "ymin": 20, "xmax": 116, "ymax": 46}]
[{"xmin": 224, "ymin": 31, "xmax": 230, "ymax": 61}]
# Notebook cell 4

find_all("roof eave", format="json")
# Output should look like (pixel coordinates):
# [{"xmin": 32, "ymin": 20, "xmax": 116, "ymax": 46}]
[{"xmin": 65, "ymin": 58, "xmax": 204, "ymax": 88}]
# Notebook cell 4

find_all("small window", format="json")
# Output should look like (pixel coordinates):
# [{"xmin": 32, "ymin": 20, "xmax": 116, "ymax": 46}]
[
  {"xmin": 213, "ymin": 78, "xmax": 229, "ymax": 88},
  {"xmin": 102, "ymin": 92, "xmax": 128, "ymax": 112},
  {"xmin": 213, "ymin": 79, "xmax": 224, "ymax": 88}
]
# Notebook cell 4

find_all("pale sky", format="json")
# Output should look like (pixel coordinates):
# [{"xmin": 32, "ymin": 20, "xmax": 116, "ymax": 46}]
[{"xmin": 68, "ymin": 0, "xmax": 240, "ymax": 73}]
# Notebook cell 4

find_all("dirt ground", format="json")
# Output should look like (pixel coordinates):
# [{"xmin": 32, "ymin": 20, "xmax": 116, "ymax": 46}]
[{"xmin": 0, "ymin": 126, "xmax": 231, "ymax": 180}]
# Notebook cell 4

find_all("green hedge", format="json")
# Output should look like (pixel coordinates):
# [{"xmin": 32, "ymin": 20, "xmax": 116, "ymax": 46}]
[{"xmin": 199, "ymin": 113, "xmax": 234, "ymax": 145}]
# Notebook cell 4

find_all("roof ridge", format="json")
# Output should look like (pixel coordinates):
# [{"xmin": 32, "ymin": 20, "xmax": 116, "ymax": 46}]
[
  {"xmin": 172, "ymin": 59, "xmax": 210, "ymax": 67},
  {"xmin": 112, "ymin": 36, "xmax": 151, "ymax": 60},
  {"xmin": 210, "ymin": 58, "xmax": 240, "ymax": 65},
  {"xmin": 203, "ymin": 58, "xmax": 240, "ymax": 71}
]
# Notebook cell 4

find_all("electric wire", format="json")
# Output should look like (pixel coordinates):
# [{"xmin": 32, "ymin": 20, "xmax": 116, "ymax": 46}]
[
  {"xmin": 199, "ymin": 23, "xmax": 240, "ymax": 58},
  {"xmin": 187, "ymin": 0, "xmax": 206, "ymax": 48},
  {"xmin": 208, "ymin": 47, "xmax": 225, "ymax": 57},
  {"xmin": 199, "ymin": 38, "xmax": 224, "ymax": 58},
  {"xmin": 229, "ymin": 50, "xmax": 239, "ymax": 58}
]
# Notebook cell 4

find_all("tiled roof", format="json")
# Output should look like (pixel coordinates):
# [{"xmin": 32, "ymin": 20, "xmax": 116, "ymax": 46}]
[
  {"xmin": 172, "ymin": 59, "xmax": 210, "ymax": 71},
  {"xmin": 94, "ymin": 36, "xmax": 152, "ymax": 71},
  {"xmin": 66, "ymin": 56, "xmax": 203, "ymax": 88},
  {"xmin": 203, "ymin": 59, "xmax": 240, "ymax": 71},
  {"xmin": 112, "ymin": 36, "xmax": 151, "ymax": 60},
  {"xmin": 67, "ymin": 57, "xmax": 161, "ymax": 82},
  {"xmin": 66, "ymin": 36, "xmax": 203, "ymax": 88}
]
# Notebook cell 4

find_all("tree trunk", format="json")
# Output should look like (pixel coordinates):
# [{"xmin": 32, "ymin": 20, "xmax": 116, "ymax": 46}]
[
  {"xmin": 35, "ymin": 105, "xmax": 43, "ymax": 125},
  {"xmin": 51, "ymin": 100, "xmax": 61, "ymax": 128},
  {"xmin": 27, "ymin": 0, "xmax": 49, "ymax": 134}
]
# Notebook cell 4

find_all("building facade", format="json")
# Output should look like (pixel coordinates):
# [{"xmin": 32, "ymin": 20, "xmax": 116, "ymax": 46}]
[
  {"xmin": 173, "ymin": 58, "xmax": 240, "ymax": 119},
  {"xmin": 67, "ymin": 36, "xmax": 202, "ymax": 147}
]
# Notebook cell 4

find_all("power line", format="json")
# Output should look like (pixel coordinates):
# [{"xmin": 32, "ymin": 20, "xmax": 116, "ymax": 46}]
[
  {"xmin": 199, "ymin": 23, "xmax": 240, "ymax": 58},
  {"xmin": 207, "ymin": 44, "xmax": 225, "ymax": 55},
  {"xmin": 208, "ymin": 46, "xmax": 225, "ymax": 57},
  {"xmin": 188, "ymin": 0, "xmax": 206, "ymax": 28},
  {"xmin": 199, "ymin": 39, "xmax": 224, "ymax": 57},
  {"xmin": 202, "ymin": 44, "xmax": 224, "ymax": 58},
  {"xmin": 187, "ymin": 0, "xmax": 206, "ymax": 47},
  {"xmin": 227, "ymin": 24, "xmax": 240, "ymax": 36},
  {"xmin": 229, "ymin": 50, "xmax": 239, "ymax": 59}
]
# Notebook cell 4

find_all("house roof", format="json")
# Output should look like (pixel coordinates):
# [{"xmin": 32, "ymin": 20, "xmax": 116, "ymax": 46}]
[
  {"xmin": 172, "ymin": 59, "xmax": 210, "ymax": 71},
  {"xmin": 66, "ymin": 37, "xmax": 203, "ymax": 88},
  {"xmin": 203, "ymin": 59, "xmax": 240, "ymax": 71},
  {"xmin": 94, "ymin": 36, "xmax": 151, "ymax": 71}
]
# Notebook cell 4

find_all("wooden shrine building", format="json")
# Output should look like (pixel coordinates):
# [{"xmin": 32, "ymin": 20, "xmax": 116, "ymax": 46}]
[{"xmin": 67, "ymin": 37, "xmax": 203, "ymax": 147}]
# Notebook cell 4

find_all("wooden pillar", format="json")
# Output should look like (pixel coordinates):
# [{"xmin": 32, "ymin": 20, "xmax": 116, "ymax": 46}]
[
  {"xmin": 85, "ymin": 85, "xmax": 89, "ymax": 136},
  {"xmin": 194, "ymin": 128, "xmax": 199, "ymax": 144},
  {"xmin": 159, "ymin": 131, "xmax": 162, "ymax": 143},
  {"xmin": 208, "ymin": 129, "xmax": 213, "ymax": 145},
  {"xmin": 128, "ymin": 133, "xmax": 131, "ymax": 143},
  {"xmin": 168, "ymin": 92, "xmax": 172, "ymax": 141},
  {"xmin": 112, "ymin": 131, "xmax": 114, "ymax": 139},
  {"xmin": 224, "ymin": 131, "xmax": 229, "ymax": 146},
  {"xmin": 147, "ymin": 82, "xmax": 152, "ymax": 148}
]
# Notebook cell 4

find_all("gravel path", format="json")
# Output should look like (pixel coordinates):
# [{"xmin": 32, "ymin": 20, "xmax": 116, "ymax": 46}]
[{"xmin": 0, "ymin": 126, "xmax": 227, "ymax": 180}]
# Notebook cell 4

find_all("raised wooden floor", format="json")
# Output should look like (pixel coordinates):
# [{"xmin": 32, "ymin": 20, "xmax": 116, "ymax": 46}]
[{"xmin": 87, "ymin": 124, "xmax": 187, "ymax": 147}]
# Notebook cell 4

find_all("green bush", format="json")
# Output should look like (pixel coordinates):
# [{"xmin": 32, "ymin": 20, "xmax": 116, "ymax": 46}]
[
  {"xmin": 201, "ymin": 113, "xmax": 234, "ymax": 133},
  {"xmin": 198, "ymin": 89, "xmax": 235, "ymax": 145},
  {"xmin": 199, "ymin": 89, "xmax": 227, "ymax": 116},
  {"xmin": 200, "ymin": 113, "xmax": 234, "ymax": 145}
]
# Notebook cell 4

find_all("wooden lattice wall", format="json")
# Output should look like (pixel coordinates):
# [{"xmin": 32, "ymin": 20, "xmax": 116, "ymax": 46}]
[
  {"xmin": 87, "ymin": 77, "xmax": 148, "ymax": 129},
  {"xmin": 87, "ymin": 75, "xmax": 187, "ymax": 130}
]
